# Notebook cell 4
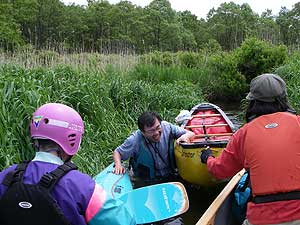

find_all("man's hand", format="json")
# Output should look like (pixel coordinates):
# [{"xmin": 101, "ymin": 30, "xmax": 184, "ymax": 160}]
[
  {"xmin": 113, "ymin": 151, "xmax": 125, "ymax": 174},
  {"xmin": 176, "ymin": 131, "xmax": 195, "ymax": 144},
  {"xmin": 176, "ymin": 135, "xmax": 189, "ymax": 144},
  {"xmin": 113, "ymin": 163, "xmax": 126, "ymax": 174},
  {"xmin": 200, "ymin": 147, "xmax": 214, "ymax": 164}
]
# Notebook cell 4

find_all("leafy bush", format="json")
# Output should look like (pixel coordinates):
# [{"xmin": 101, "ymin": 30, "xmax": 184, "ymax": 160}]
[
  {"xmin": 199, "ymin": 39, "xmax": 222, "ymax": 55},
  {"xmin": 206, "ymin": 52, "xmax": 247, "ymax": 101},
  {"xmin": 275, "ymin": 52, "xmax": 300, "ymax": 111},
  {"xmin": 177, "ymin": 51, "xmax": 204, "ymax": 68},
  {"xmin": 234, "ymin": 37, "xmax": 288, "ymax": 82}
]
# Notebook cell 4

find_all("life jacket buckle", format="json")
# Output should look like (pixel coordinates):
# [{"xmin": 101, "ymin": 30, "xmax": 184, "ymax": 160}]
[{"xmin": 39, "ymin": 173, "xmax": 55, "ymax": 188}]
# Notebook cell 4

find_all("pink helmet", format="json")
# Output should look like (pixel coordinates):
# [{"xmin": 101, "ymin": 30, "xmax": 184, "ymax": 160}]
[{"xmin": 30, "ymin": 103, "xmax": 84, "ymax": 155}]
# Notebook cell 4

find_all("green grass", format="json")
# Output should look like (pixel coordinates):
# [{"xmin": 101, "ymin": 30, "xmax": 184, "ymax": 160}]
[
  {"xmin": 275, "ymin": 53, "xmax": 300, "ymax": 112},
  {"xmin": 1, "ymin": 50, "xmax": 299, "ymax": 175},
  {"xmin": 0, "ymin": 63, "xmax": 204, "ymax": 175}
]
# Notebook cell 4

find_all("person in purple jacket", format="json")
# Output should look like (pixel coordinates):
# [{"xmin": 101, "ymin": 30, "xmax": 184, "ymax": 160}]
[{"xmin": 0, "ymin": 103, "xmax": 135, "ymax": 225}]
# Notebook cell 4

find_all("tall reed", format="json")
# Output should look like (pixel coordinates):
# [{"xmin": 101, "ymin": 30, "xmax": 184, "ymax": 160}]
[{"xmin": 0, "ymin": 63, "xmax": 204, "ymax": 175}]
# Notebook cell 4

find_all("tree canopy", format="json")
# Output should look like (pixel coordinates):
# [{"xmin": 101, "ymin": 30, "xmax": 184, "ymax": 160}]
[{"xmin": 1, "ymin": 0, "xmax": 299, "ymax": 53}]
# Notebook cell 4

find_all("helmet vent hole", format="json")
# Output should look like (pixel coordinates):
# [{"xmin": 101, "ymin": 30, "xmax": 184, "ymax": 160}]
[
  {"xmin": 68, "ymin": 134, "xmax": 76, "ymax": 138},
  {"xmin": 68, "ymin": 134, "xmax": 76, "ymax": 147},
  {"xmin": 44, "ymin": 118, "xmax": 49, "ymax": 124}
]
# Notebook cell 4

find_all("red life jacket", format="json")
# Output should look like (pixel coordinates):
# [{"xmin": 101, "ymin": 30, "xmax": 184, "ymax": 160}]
[{"xmin": 244, "ymin": 112, "xmax": 300, "ymax": 196}]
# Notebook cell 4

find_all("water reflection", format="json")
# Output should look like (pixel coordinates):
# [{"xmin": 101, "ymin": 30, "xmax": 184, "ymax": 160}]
[
  {"xmin": 214, "ymin": 101, "xmax": 244, "ymax": 129},
  {"xmin": 181, "ymin": 184, "xmax": 226, "ymax": 224}
]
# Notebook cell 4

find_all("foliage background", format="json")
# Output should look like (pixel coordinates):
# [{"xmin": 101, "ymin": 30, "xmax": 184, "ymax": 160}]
[
  {"xmin": 1, "ymin": 43, "xmax": 299, "ymax": 174},
  {"xmin": 1, "ymin": 0, "xmax": 300, "ymax": 53},
  {"xmin": 1, "ymin": 0, "xmax": 300, "ymax": 175}
]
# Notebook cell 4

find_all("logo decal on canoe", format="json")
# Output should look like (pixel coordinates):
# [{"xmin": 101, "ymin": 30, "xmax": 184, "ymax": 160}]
[
  {"xmin": 19, "ymin": 201, "xmax": 32, "ymax": 209},
  {"xmin": 265, "ymin": 123, "xmax": 278, "ymax": 129},
  {"xmin": 33, "ymin": 116, "xmax": 43, "ymax": 128},
  {"xmin": 181, "ymin": 152, "xmax": 195, "ymax": 158},
  {"xmin": 114, "ymin": 186, "xmax": 122, "ymax": 194}
]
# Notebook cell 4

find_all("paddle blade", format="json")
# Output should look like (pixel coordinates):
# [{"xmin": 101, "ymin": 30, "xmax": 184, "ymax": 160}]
[
  {"xmin": 119, "ymin": 182, "xmax": 189, "ymax": 224},
  {"xmin": 93, "ymin": 163, "xmax": 133, "ymax": 198}
]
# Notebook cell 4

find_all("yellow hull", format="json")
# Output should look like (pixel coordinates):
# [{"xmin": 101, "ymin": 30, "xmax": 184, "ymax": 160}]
[
  {"xmin": 175, "ymin": 103, "xmax": 235, "ymax": 186},
  {"xmin": 174, "ymin": 143, "xmax": 226, "ymax": 187}
]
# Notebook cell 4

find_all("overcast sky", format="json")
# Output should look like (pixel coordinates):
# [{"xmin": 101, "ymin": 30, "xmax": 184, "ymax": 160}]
[{"xmin": 62, "ymin": 0, "xmax": 299, "ymax": 19}]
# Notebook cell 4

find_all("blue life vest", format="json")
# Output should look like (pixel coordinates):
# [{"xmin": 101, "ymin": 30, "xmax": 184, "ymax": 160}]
[
  {"xmin": 232, "ymin": 171, "xmax": 251, "ymax": 223},
  {"xmin": 130, "ymin": 126, "xmax": 176, "ymax": 180}
]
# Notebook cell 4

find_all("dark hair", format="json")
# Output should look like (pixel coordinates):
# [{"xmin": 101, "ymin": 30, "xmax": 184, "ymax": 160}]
[
  {"xmin": 245, "ymin": 96, "xmax": 294, "ymax": 122},
  {"xmin": 32, "ymin": 139, "xmax": 60, "ymax": 151},
  {"xmin": 138, "ymin": 111, "xmax": 162, "ymax": 131}
]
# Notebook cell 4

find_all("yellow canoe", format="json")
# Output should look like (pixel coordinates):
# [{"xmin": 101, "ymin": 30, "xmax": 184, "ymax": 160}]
[{"xmin": 175, "ymin": 103, "xmax": 236, "ymax": 187}]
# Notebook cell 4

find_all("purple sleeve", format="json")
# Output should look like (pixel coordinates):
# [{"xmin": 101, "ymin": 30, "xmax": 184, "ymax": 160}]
[{"xmin": 0, "ymin": 165, "xmax": 17, "ymax": 196}]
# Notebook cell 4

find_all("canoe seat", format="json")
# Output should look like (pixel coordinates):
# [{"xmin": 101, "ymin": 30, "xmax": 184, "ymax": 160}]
[
  {"xmin": 185, "ymin": 124, "xmax": 229, "ymax": 129},
  {"xmin": 192, "ymin": 114, "xmax": 221, "ymax": 118},
  {"xmin": 195, "ymin": 133, "xmax": 233, "ymax": 138}
]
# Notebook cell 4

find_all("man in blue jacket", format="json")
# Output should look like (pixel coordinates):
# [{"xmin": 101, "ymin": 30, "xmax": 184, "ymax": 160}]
[{"xmin": 113, "ymin": 111, "xmax": 194, "ymax": 225}]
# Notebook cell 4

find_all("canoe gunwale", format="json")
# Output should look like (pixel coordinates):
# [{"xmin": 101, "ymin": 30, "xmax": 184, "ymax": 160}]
[
  {"xmin": 196, "ymin": 169, "xmax": 246, "ymax": 225},
  {"xmin": 181, "ymin": 102, "xmax": 236, "ymax": 133},
  {"xmin": 178, "ymin": 141, "xmax": 229, "ymax": 148}
]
